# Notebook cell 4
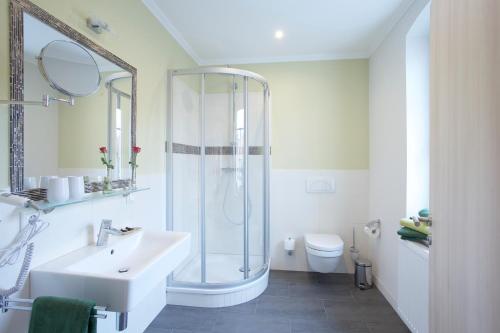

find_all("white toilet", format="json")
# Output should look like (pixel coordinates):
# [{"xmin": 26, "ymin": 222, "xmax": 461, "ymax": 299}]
[{"xmin": 305, "ymin": 233, "xmax": 344, "ymax": 273}]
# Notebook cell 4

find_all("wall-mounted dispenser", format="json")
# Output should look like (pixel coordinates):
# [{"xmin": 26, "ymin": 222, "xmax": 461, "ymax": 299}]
[
  {"xmin": 364, "ymin": 219, "xmax": 381, "ymax": 239},
  {"xmin": 284, "ymin": 237, "xmax": 295, "ymax": 255}
]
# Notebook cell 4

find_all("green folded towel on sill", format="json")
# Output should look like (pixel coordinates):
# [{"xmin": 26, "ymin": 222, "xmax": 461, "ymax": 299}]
[
  {"xmin": 400, "ymin": 236, "xmax": 430, "ymax": 247},
  {"xmin": 397, "ymin": 227, "xmax": 428, "ymax": 239},
  {"xmin": 400, "ymin": 218, "xmax": 431, "ymax": 235},
  {"xmin": 28, "ymin": 296, "xmax": 97, "ymax": 333}
]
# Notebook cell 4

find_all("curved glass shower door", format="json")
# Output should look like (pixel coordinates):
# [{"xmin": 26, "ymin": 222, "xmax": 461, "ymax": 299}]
[{"xmin": 167, "ymin": 68, "xmax": 269, "ymax": 287}]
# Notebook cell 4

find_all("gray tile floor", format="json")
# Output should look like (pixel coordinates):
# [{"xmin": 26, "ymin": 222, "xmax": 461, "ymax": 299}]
[{"xmin": 146, "ymin": 270, "xmax": 410, "ymax": 333}]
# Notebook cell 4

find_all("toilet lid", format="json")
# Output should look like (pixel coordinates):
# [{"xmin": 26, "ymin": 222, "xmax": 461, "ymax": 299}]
[{"xmin": 305, "ymin": 234, "xmax": 344, "ymax": 252}]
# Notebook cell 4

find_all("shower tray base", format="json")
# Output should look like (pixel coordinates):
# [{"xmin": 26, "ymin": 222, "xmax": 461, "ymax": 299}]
[{"xmin": 166, "ymin": 266, "xmax": 269, "ymax": 307}]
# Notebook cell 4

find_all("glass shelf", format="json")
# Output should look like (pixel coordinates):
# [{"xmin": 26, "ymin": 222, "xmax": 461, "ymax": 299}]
[{"xmin": 29, "ymin": 187, "xmax": 149, "ymax": 213}]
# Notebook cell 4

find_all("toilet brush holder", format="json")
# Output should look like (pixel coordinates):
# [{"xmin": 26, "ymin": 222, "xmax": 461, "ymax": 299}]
[
  {"xmin": 350, "ymin": 246, "xmax": 360, "ymax": 261},
  {"xmin": 350, "ymin": 227, "xmax": 360, "ymax": 261}
]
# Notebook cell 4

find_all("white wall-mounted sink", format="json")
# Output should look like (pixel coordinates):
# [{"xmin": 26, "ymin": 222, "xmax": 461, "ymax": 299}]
[{"xmin": 30, "ymin": 230, "xmax": 190, "ymax": 312}]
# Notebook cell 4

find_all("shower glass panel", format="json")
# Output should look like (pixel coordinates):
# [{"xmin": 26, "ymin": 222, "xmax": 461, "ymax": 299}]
[
  {"xmin": 169, "ymin": 74, "xmax": 202, "ymax": 283},
  {"xmin": 167, "ymin": 67, "xmax": 269, "ymax": 288},
  {"xmin": 204, "ymin": 74, "xmax": 246, "ymax": 283},
  {"xmin": 247, "ymin": 79, "xmax": 266, "ymax": 278}
]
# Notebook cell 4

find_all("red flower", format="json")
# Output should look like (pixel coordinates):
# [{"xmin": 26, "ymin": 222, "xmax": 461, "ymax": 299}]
[
  {"xmin": 132, "ymin": 146, "xmax": 141, "ymax": 154},
  {"xmin": 99, "ymin": 146, "xmax": 108, "ymax": 154}
]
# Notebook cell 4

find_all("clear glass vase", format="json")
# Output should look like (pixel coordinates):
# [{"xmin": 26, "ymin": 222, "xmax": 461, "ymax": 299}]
[
  {"xmin": 103, "ymin": 168, "xmax": 113, "ymax": 194},
  {"xmin": 130, "ymin": 167, "xmax": 137, "ymax": 189}
]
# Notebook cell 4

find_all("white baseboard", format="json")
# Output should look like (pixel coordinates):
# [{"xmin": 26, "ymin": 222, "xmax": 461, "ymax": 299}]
[
  {"xmin": 373, "ymin": 274, "xmax": 397, "ymax": 308},
  {"xmin": 373, "ymin": 274, "xmax": 416, "ymax": 333}
]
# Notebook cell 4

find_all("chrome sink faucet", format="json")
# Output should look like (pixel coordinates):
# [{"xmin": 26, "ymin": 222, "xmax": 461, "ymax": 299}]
[{"xmin": 96, "ymin": 219, "xmax": 139, "ymax": 246}]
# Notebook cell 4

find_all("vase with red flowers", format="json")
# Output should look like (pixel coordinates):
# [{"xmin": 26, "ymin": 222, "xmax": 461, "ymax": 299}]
[
  {"xmin": 129, "ymin": 146, "xmax": 141, "ymax": 189},
  {"xmin": 99, "ymin": 146, "xmax": 114, "ymax": 194}
]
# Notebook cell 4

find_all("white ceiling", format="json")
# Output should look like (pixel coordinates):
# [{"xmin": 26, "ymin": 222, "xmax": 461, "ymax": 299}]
[{"xmin": 143, "ymin": 0, "xmax": 415, "ymax": 65}]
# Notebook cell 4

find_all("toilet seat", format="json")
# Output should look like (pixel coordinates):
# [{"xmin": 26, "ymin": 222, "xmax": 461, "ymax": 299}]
[{"xmin": 305, "ymin": 234, "xmax": 344, "ymax": 257}]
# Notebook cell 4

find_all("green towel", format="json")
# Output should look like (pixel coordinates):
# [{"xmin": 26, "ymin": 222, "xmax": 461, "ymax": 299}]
[
  {"xmin": 418, "ymin": 208, "xmax": 430, "ymax": 218},
  {"xmin": 397, "ymin": 227, "xmax": 428, "ymax": 239},
  {"xmin": 400, "ymin": 236, "xmax": 430, "ymax": 246},
  {"xmin": 28, "ymin": 296, "xmax": 97, "ymax": 333},
  {"xmin": 400, "ymin": 218, "xmax": 431, "ymax": 235}
]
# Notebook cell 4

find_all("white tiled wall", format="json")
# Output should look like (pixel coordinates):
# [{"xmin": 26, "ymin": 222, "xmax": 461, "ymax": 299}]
[
  {"xmin": 270, "ymin": 169, "xmax": 369, "ymax": 273},
  {"xmin": 0, "ymin": 173, "xmax": 166, "ymax": 333}
]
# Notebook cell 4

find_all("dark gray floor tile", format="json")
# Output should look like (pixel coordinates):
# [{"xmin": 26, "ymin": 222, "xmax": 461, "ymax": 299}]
[
  {"xmin": 366, "ymin": 320, "xmax": 411, "ymax": 333},
  {"xmin": 324, "ymin": 302, "xmax": 366, "ymax": 321},
  {"xmin": 359, "ymin": 305, "xmax": 403, "ymax": 324},
  {"xmin": 148, "ymin": 271, "xmax": 410, "ymax": 333},
  {"xmin": 212, "ymin": 312, "xmax": 291, "ymax": 333},
  {"xmin": 268, "ymin": 275, "xmax": 289, "ymax": 286},
  {"xmin": 270, "ymin": 270, "xmax": 319, "ymax": 284},
  {"xmin": 256, "ymin": 295, "xmax": 326, "ymax": 320},
  {"xmin": 262, "ymin": 283, "xmax": 289, "ymax": 296},
  {"xmin": 144, "ymin": 327, "xmax": 171, "ymax": 333},
  {"xmin": 317, "ymin": 273, "xmax": 355, "ymax": 285},
  {"xmin": 351, "ymin": 288, "xmax": 390, "ymax": 305},
  {"xmin": 289, "ymin": 284, "xmax": 355, "ymax": 302},
  {"xmin": 325, "ymin": 300, "xmax": 401, "ymax": 324},
  {"xmin": 361, "ymin": 305, "xmax": 405, "ymax": 327},
  {"xmin": 218, "ymin": 300, "xmax": 257, "ymax": 314},
  {"xmin": 149, "ymin": 305, "xmax": 217, "ymax": 331},
  {"xmin": 292, "ymin": 318, "xmax": 369, "ymax": 333}
]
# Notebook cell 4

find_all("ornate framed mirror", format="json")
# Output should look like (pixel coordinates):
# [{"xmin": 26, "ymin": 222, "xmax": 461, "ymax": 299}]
[{"xmin": 7, "ymin": 0, "xmax": 137, "ymax": 193}]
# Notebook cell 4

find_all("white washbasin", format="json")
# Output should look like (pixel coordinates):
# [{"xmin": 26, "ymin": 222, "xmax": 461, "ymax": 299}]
[{"xmin": 30, "ymin": 230, "xmax": 190, "ymax": 312}]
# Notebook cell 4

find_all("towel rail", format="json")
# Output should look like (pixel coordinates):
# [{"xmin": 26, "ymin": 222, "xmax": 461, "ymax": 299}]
[{"xmin": 0, "ymin": 296, "xmax": 107, "ymax": 319}]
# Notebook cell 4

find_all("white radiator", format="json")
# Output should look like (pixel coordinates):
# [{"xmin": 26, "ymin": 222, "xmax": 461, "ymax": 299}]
[{"xmin": 397, "ymin": 239, "xmax": 429, "ymax": 333}]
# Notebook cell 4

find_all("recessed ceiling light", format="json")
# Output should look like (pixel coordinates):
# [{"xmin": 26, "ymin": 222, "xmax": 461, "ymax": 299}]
[{"xmin": 274, "ymin": 30, "xmax": 284, "ymax": 39}]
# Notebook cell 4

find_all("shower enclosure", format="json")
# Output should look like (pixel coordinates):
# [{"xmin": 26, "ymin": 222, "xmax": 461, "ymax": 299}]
[{"xmin": 166, "ymin": 67, "xmax": 270, "ymax": 306}]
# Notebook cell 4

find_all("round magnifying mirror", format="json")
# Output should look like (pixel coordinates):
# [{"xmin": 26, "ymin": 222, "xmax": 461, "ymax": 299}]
[{"xmin": 38, "ymin": 40, "xmax": 101, "ymax": 97}]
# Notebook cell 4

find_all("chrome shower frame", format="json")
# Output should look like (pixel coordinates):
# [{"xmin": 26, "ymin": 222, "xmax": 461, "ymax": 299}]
[{"xmin": 166, "ymin": 67, "xmax": 271, "ymax": 289}]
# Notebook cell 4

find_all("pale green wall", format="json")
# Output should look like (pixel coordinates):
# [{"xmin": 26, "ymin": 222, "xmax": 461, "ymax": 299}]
[
  {"xmin": 0, "ymin": 0, "xmax": 369, "ymax": 180},
  {"xmin": 239, "ymin": 60, "xmax": 369, "ymax": 169},
  {"xmin": 0, "ymin": 0, "xmax": 196, "ymax": 178}
]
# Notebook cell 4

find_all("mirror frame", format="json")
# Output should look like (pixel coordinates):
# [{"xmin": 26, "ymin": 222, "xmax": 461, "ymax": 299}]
[{"xmin": 9, "ymin": 0, "xmax": 137, "ymax": 192}]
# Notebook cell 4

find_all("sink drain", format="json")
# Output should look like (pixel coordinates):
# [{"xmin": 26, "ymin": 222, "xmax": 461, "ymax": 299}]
[{"xmin": 118, "ymin": 267, "xmax": 129, "ymax": 273}]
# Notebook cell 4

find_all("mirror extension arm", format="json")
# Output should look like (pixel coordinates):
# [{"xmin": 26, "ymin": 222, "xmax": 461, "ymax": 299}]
[{"xmin": 0, "ymin": 94, "xmax": 74, "ymax": 107}]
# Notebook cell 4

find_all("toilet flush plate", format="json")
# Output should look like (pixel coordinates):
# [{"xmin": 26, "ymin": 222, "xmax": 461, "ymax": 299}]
[{"xmin": 306, "ymin": 177, "xmax": 335, "ymax": 193}]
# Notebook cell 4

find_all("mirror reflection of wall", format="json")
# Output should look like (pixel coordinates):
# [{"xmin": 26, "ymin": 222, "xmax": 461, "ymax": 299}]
[
  {"xmin": 106, "ymin": 73, "xmax": 132, "ymax": 180},
  {"xmin": 22, "ymin": 13, "xmax": 132, "ymax": 185}
]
